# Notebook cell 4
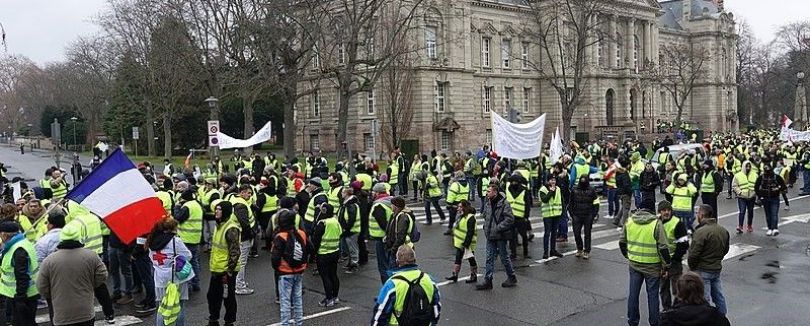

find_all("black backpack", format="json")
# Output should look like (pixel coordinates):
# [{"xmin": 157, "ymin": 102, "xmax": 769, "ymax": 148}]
[
  {"xmin": 283, "ymin": 230, "xmax": 309, "ymax": 268},
  {"xmin": 392, "ymin": 272, "xmax": 433, "ymax": 326}
]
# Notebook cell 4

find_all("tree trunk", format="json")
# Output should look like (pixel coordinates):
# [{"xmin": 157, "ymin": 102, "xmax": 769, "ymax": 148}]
[
  {"xmin": 559, "ymin": 93, "xmax": 572, "ymax": 147},
  {"xmin": 146, "ymin": 100, "xmax": 156, "ymax": 157},
  {"xmin": 336, "ymin": 88, "xmax": 352, "ymax": 161},
  {"xmin": 282, "ymin": 98, "xmax": 296, "ymax": 159},
  {"xmin": 243, "ymin": 94, "xmax": 255, "ymax": 155},
  {"xmin": 163, "ymin": 111, "xmax": 172, "ymax": 159}
]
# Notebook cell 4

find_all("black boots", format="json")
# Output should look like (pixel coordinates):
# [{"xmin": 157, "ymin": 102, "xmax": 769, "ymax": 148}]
[
  {"xmin": 465, "ymin": 267, "xmax": 478, "ymax": 284},
  {"xmin": 501, "ymin": 275, "xmax": 518, "ymax": 288},
  {"xmin": 445, "ymin": 264, "xmax": 460, "ymax": 283},
  {"xmin": 475, "ymin": 278, "xmax": 493, "ymax": 290}
]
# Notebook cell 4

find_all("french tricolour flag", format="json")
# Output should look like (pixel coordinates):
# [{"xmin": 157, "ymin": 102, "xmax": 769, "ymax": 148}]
[{"xmin": 66, "ymin": 149, "xmax": 165, "ymax": 244}]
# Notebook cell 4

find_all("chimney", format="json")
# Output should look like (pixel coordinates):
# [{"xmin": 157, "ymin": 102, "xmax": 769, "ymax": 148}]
[{"xmin": 714, "ymin": 0, "xmax": 725, "ymax": 11}]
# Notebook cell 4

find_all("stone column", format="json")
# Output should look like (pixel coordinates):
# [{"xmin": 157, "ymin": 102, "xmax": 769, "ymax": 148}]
[
  {"xmin": 627, "ymin": 18, "xmax": 635, "ymax": 70},
  {"xmin": 652, "ymin": 23, "xmax": 659, "ymax": 66},
  {"xmin": 646, "ymin": 21, "xmax": 653, "ymax": 64},
  {"xmin": 610, "ymin": 15, "xmax": 617, "ymax": 69}
]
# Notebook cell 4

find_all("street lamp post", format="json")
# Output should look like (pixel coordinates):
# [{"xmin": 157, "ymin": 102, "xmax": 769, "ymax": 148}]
[
  {"xmin": 205, "ymin": 96, "xmax": 220, "ymax": 159},
  {"xmin": 70, "ymin": 117, "xmax": 78, "ymax": 150}
]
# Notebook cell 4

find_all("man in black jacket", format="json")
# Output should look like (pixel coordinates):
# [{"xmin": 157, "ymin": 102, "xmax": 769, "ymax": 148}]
[
  {"xmin": 338, "ymin": 187, "xmax": 361, "ymax": 273},
  {"xmin": 476, "ymin": 184, "xmax": 517, "ymax": 290},
  {"xmin": 696, "ymin": 161, "xmax": 723, "ymax": 219},
  {"xmin": 506, "ymin": 175, "xmax": 532, "ymax": 259},
  {"xmin": 612, "ymin": 160, "xmax": 633, "ymax": 228},
  {"xmin": 383, "ymin": 197, "xmax": 414, "ymax": 254}
]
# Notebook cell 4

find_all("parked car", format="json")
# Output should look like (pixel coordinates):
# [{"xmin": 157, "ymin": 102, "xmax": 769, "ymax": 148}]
[{"xmin": 650, "ymin": 143, "xmax": 707, "ymax": 170}]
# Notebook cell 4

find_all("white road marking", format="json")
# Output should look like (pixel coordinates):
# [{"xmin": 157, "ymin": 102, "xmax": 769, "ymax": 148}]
[
  {"xmin": 723, "ymin": 243, "xmax": 760, "ymax": 261},
  {"xmin": 37, "ymin": 305, "xmax": 102, "ymax": 324},
  {"xmin": 529, "ymin": 249, "xmax": 579, "ymax": 266},
  {"xmin": 593, "ymin": 241, "xmax": 620, "ymax": 250},
  {"xmin": 436, "ymin": 274, "xmax": 484, "ymax": 287},
  {"xmin": 266, "ymin": 307, "xmax": 352, "ymax": 326},
  {"xmin": 95, "ymin": 315, "xmax": 142, "ymax": 326},
  {"xmin": 778, "ymin": 213, "xmax": 810, "ymax": 227}
]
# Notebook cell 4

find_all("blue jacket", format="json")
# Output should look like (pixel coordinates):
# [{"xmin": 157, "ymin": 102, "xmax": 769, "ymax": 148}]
[{"xmin": 370, "ymin": 264, "xmax": 441, "ymax": 326}]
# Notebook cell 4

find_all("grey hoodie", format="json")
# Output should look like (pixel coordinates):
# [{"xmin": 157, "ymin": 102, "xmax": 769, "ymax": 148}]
[
  {"xmin": 482, "ymin": 192, "xmax": 514, "ymax": 241},
  {"xmin": 619, "ymin": 209, "xmax": 671, "ymax": 277}
]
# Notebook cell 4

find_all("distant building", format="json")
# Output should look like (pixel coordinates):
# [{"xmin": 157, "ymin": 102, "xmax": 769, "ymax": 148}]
[{"xmin": 295, "ymin": 0, "xmax": 737, "ymax": 156}]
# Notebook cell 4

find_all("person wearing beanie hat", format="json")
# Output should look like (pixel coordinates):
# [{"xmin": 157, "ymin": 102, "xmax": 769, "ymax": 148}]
[
  {"xmin": 200, "ymin": 177, "xmax": 222, "ymax": 253},
  {"xmin": 38, "ymin": 221, "xmax": 108, "ymax": 326},
  {"xmin": 666, "ymin": 171, "xmax": 698, "ymax": 233},
  {"xmin": 303, "ymin": 177, "xmax": 328, "ymax": 234},
  {"xmin": 174, "ymin": 187, "xmax": 205, "ymax": 292},
  {"xmin": 369, "ymin": 183, "xmax": 393, "ymax": 283},
  {"xmin": 0, "ymin": 220, "xmax": 38, "ymax": 325},
  {"xmin": 656, "ymin": 199, "xmax": 689, "ymax": 310},
  {"xmin": 639, "ymin": 162, "xmax": 660, "ymax": 212},
  {"xmin": 270, "ymin": 209, "xmax": 309, "ymax": 324},
  {"xmin": 207, "ymin": 199, "xmax": 240, "ymax": 325},
  {"xmin": 696, "ymin": 160, "xmax": 723, "ymax": 220},
  {"xmin": 337, "ymin": 186, "xmax": 362, "ymax": 273},
  {"xmin": 383, "ymin": 196, "xmax": 415, "ymax": 258},
  {"xmin": 155, "ymin": 178, "xmax": 176, "ymax": 217}
]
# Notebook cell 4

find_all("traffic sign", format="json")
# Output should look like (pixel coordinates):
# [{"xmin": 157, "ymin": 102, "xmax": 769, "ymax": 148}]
[
  {"xmin": 132, "ymin": 126, "xmax": 140, "ymax": 140},
  {"xmin": 208, "ymin": 135, "xmax": 219, "ymax": 146},
  {"xmin": 207, "ymin": 120, "xmax": 220, "ymax": 136}
]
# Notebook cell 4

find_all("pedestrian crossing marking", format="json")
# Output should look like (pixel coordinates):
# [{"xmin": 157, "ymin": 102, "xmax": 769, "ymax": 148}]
[
  {"xmin": 266, "ymin": 307, "xmax": 351, "ymax": 326},
  {"xmin": 94, "ymin": 315, "xmax": 141, "ymax": 326},
  {"xmin": 36, "ymin": 305, "xmax": 102, "ymax": 324},
  {"xmin": 723, "ymin": 243, "xmax": 759, "ymax": 261},
  {"xmin": 593, "ymin": 241, "xmax": 620, "ymax": 250}
]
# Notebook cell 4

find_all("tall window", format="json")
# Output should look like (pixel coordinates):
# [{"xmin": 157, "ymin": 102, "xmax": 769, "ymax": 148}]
[
  {"xmin": 364, "ymin": 133, "xmax": 373, "ymax": 151},
  {"xmin": 485, "ymin": 129, "xmax": 492, "ymax": 145},
  {"xmin": 310, "ymin": 135, "xmax": 320, "ymax": 151},
  {"xmin": 597, "ymin": 37, "xmax": 605, "ymax": 67},
  {"xmin": 367, "ymin": 88, "xmax": 375, "ymax": 115},
  {"xmin": 481, "ymin": 37, "xmax": 491, "ymax": 67},
  {"xmin": 435, "ymin": 82, "xmax": 446, "ymax": 112},
  {"xmin": 312, "ymin": 90, "xmax": 321, "ymax": 117},
  {"xmin": 615, "ymin": 33, "xmax": 623, "ymax": 68},
  {"xmin": 338, "ymin": 44, "xmax": 346, "ymax": 64},
  {"xmin": 501, "ymin": 39, "xmax": 511, "ymax": 68},
  {"xmin": 440, "ymin": 131, "xmax": 450, "ymax": 151},
  {"xmin": 522, "ymin": 87, "xmax": 531, "ymax": 113},
  {"xmin": 312, "ymin": 45, "xmax": 320, "ymax": 69},
  {"xmin": 521, "ymin": 42, "xmax": 529, "ymax": 69},
  {"xmin": 483, "ymin": 86, "xmax": 492, "ymax": 113},
  {"xmin": 504, "ymin": 87, "xmax": 513, "ymax": 112},
  {"xmin": 633, "ymin": 35, "xmax": 640, "ymax": 71},
  {"xmin": 426, "ymin": 26, "xmax": 437, "ymax": 59}
]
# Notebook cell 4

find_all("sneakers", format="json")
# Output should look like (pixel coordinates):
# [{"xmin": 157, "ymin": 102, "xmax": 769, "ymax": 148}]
[
  {"xmin": 115, "ymin": 294, "xmax": 134, "ymax": 305},
  {"xmin": 105, "ymin": 315, "xmax": 115, "ymax": 324},
  {"xmin": 551, "ymin": 250, "xmax": 564, "ymax": 258},
  {"xmin": 766, "ymin": 229, "xmax": 773, "ymax": 236},
  {"xmin": 235, "ymin": 287, "xmax": 255, "ymax": 295},
  {"xmin": 604, "ymin": 214, "xmax": 613, "ymax": 220},
  {"xmin": 785, "ymin": 205, "xmax": 790, "ymax": 211},
  {"xmin": 736, "ymin": 226, "xmax": 743, "ymax": 234},
  {"xmin": 574, "ymin": 250, "xmax": 583, "ymax": 258},
  {"xmin": 319, "ymin": 298, "xmax": 329, "ymax": 307},
  {"xmin": 135, "ymin": 305, "xmax": 157, "ymax": 314},
  {"xmin": 344, "ymin": 265, "xmax": 359, "ymax": 274},
  {"xmin": 582, "ymin": 252, "xmax": 590, "ymax": 260},
  {"xmin": 773, "ymin": 229, "xmax": 780, "ymax": 236},
  {"xmin": 443, "ymin": 229, "xmax": 452, "ymax": 236},
  {"xmin": 501, "ymin": 276, "xmax": 517, "ymax": 288}
]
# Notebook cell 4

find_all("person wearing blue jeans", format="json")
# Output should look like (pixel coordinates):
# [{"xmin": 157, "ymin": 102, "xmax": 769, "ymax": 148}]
[
  {"xmin": 478, "ymin": 240, "xmax": 516, "ymax": 289},
  {"xmin": 673, "ymin": 210, "xmax": 694, "ymax": 233},
  {"xmin": 476, "ymin": 184, "xmax": 517, "ymax": 290},
  {"xmin": 109, "ymin": 245, "xmax": 134, "ymax": 303},
  {"xmin": 186, "ymin": 244, "xmax": 201, "ymax": 291},
  {"xmin": 688, "ymin": 204, "xmax": 730, "ymax": 316},
  {"xmin": 278, "ymin": 274, "xmax": 304, "ymax": 326},
  {"xmin": 607, "ymin": 187, "xmax": 618, "ymax": 218},
  {"xmin": 627, "ymin": 268, "xmax": 661, "ymax": 326},
  {"xmin": 736, "ymin": 197, "xmax": 755, "ymax": 233},
  {"xmin": 699, "ymin": 271, "xmax": 727, "ymax": 315},
  {"xmin": 801, "ymin": 167, "xmax": 810, "ymax": 195},
  {"xmin": 761, "ymin": 197, "xmax": 780, "ymax": 235}
]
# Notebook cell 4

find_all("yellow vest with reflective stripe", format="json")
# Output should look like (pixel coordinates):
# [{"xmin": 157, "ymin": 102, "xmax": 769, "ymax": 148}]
[
  {"xmin": 340, "ymin": 202, "xmax": 362, "ymax": 234},
  {"xmin": 178, "ymin": 201, "xmax": 203, "ymax": 244},
  {"xmin": 50, "ymin": 180, "xmax": 68, "ymax": 200},
  {"xmin": 447, "ymin": 182, "xmax": 469, "ymax": 204},
  {"xmin": 663, "ymin": 216, "xmax": 680, "ymax": 256},
  {"xmin": 389, "ymin": 162, "xmax": 399, "ymax": 185},
  {"xmin": 286, "ymin": 177, "xmax": 297, "ymax": 197},
  {"xmin": 305, "ymin": 193, "xmax": 327, "ymax": 222},
  {"xmin": 0, "ymin": 238, "xmax": 38, "ymax": 298},
  {"xmin": 202, "ymin": 189, "xmax": 220, "ymax": 215},
  {"xmin": 426, "ymin": 175, "xmax": 441, "ymax": 198},
  {"xmin": 668, "ymin": 184, "xmax": 695, "ymax": 211},
  {"xmin": 539, "ymin": 186, "xmax": 562, "ymax": 218},
  {"xmin": 701, "ymin": 173, "xmax": 715, "ymax": 193},
  {"xmin": 229, "ymin": 197, "xmax": 255, "ymax": 228},
  {"xmin": 506, "ymin": 190, "xmax": 527, "ymax": 219},
  {"xmin": 453, "ymin": 213, "xmax": 477, "ymax": 249},
  {"xmin": 369, "ymin": 201, "xmax": 392, "ymax": 239},
  {"xmin": 156, "ymin": 191, "xmax": 174, "ymax": 217},
  {"xmin": 327, "ymin": 186, "xmax": 343, "ymax": 209},
  {"xmin": 210, "ymin": 216, "xmax": 241, "ymax": 273},
  {"xmin": 625, "ymin": 218, "xmax": 661, "ymax": 264},
  {"xmin": 389, "ymin": 270, "xmax": 435, "ymax": 326},
  {"xmin": 317, "ymin": 217, "xmax": 341, "ymax": 255},
  {"xmin": 574, "ymin": 163, "xmax": 589, "ymax": 181},
  {"xmin": 70, "ymin": 214, "xmax": 103, "ymax": 254},
  {"xmin": 356, "ymin": 173, "xmax": 373, "ymax": 191}
]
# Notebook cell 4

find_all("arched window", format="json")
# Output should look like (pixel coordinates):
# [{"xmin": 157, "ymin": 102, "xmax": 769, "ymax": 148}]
[
  {"xmin": 616, "ymin": 33, "xmax": 623, "ymax": 68},
  {"xmin": 633, "ymin": 35, "xmax": 640, "ymax": 70},
  {"xmin": 606, "ymin": 89, "xmax": 615, "ymax": 126}
]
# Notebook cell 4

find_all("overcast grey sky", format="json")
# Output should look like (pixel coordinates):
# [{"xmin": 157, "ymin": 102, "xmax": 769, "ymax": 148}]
[{"xmin": 0, "ymin": 0, "xmax": 808, "ymax": 65}]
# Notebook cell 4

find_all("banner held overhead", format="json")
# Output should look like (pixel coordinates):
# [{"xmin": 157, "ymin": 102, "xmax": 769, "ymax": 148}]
[
  {"xmin": 217, "ymin": 121, "xmax": 273, "ymax": 149},
  {"xmin": 490, "ymin": 112, "xmax": 546, "ymax": 159}
]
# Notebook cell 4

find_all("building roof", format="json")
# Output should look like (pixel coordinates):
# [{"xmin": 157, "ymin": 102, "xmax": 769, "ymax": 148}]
[{"xmin": 658, "ymin": 0, "xmax": 722, "ymax": 30}]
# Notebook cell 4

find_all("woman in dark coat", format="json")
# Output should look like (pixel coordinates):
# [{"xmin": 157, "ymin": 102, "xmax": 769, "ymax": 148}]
[
  {"xmin": 660, "ymin": 272, "xmax": 730, "ymax": 326},
  {"xmin": 639, "ymin": 162, "xmax": 660, "ymax": 211},
  {"xmin": 569, "ymin": 175, "xmax": 597, "ymax": 259}
]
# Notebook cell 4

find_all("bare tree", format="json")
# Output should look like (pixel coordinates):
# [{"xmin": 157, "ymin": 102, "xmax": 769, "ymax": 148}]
[
  {"xmin": 736, "ymin": 20, "xmax": 759, "ymax": 124},
  {"xmin": 776, "ymin": 21, "xmax": 810, "ymax": 73},
  {"xmin": 63, "ymin": 36, "xmax": 119, "ymax": 143},
  {"xmin": 309, "ymin": 0, "xmax": 424, "ymax": 160},
  {"xmin": 379, "ymin": 29, "xmax": 416, "ymax": 153},
  {"xmin": 523, "ymin": 0, "xmax": 612, "ymax": 144},
  {"xmin": 656, "ymin": 44, "xmax": 710, "ymax": 126}
]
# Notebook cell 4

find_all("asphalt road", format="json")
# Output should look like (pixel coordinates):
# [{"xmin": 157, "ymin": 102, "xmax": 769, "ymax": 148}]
[{"xmin": 2, "ymin": 145, "xmax": 810, "ymax": 326}]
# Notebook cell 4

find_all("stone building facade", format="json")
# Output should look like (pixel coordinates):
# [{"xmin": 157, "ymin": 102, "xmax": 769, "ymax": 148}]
[{"xmin": 295, "ymin": 0, "xmax": 737, "ymax": 156}]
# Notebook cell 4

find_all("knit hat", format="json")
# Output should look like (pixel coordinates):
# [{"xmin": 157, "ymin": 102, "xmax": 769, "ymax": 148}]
[
  {"xmin": 181, "ymin": 189, "xmax": 195, "ymax": 201},
  {"xmin": 308, "ymin": 177, "xmax": 323, "ymax": 187},
  {"xmin": 631, "ymin": 152, "xmax": 641, "ymax": 162},
  {"xmin": 391, "ymin": 196, "xmax": 406, "ymax": 209},
  {"xmin": 279, "ymin": 197, "xmax": 297, "ymax": 210},
  {"xmin": 678, "ymin": 173, "xmax": 688, "ymax": 182},
  {"xmin": 319, "ymin": 203, "xmax": 334, "ymax": 219},
  {"xmin": 0, "ymin": 221, "xmax": 19, "ymax": 233},
  {"xmin": 59, "ymin": 223, "xmax": 82, "ymax": 242},
  {"xmin": 657, "ymin": 200, "xmax": 672, "ymax": 212},
  {"xmin": 372, "ymin": 183, "xmax": 387, "ymax": 193},
  {"xmin": 350, "ymin": 180, "xmax": 363, "ymax": 191}
]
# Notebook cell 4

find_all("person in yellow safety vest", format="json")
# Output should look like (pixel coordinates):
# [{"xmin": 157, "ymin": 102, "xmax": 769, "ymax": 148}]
[
  {"xmin": 445, "ymin": 199, "xmax": 478, "ymax": 284},
  {"xmin": 420, "ymin": 170, "xmax": 446, "ymax": 225},
  {"xmin": 506, "ymin": 174, "xmax": 532, "ymax": 259},
  {"xmin": 409, "ymin": 155, "xmax": 423, "ymax": 201},
  {"xmin": 303, "ymin": 177, "xmax": 328, "ymax": 234},
  {"xmin": 386, "ymin": 158, "xmax": 399, "ymax": 196},
  {"xmin": 48, "ymin": 169, "xmax": 69, "ymax": 201},
  {"xmin": 326, "ymin": 173, "xmax": 345, "ymax": 210},
  {"xmin": 20, "ymin": 198, "xmax": 45, "ymax": 242},
  {"xmin": 656, "ymin": 200, "xmax": 690, "ymax": 310},
  {"xmin": 371, "ymin": 245, "xmax": 441, "ymax": 326},
  {"xmin": 208, "ymin": 199, "xmax": 241, "ymax": 325},
  {"xmin": 776, "ymin": 160, "xmax": 792, "ymax": 210},
  {"xmin": 568, "ymin": 157, "xmax": 597, "ymax": 190},
  {"xmin": 156, "ymin": 178, "xmax": 175, "ymax": 217},
  {"xmin": 0, "ymin": 221, "xmax": 39, "ymax": 325},
  {"xmin": 174, "ymin": 189, "xmax": 204, "ymax": 292},
  {"xmin": 355, "ymin": 170, "xmax": 373, "ymax": 192},
  {"xmin": 514, "ymin": 162, "xmax": 531, "ymax": 190},
  {"xmin": 539, "ymin": 176, "xmax": 564, "ymax": 259},
  {"xmin": 254, "ymin": 175, "xmax": 279, "ymax": 250},
  {"xmin": 312, "ymin": 203, "xmax": 342, "ymax": 306},
  {"xmin": 657, "ymin": 147, "xmax": 672, "ymax": 168},
  {"xmin": 229, "ymin": 184, "xmax": 256, "ymax": 295},
  {"xmin": 338, "ymin": 187, "xmax": 362, "ymax": 273},
  {"xmin": 212, "ymin": 156, "xmax": 225, "ymax": 175},
  {"xmin": 724, "ymin": 154, "xmax": 741, "ymax": 199},
  {"xmin": 369, "ymin": 184, "xmax": 393, "ymax": 283},
  {"xmin": 666, "ymin": 173, "xmax": 698, "ymax": 232},
  {"xmin": 629, "ymin": 152, "xmax": 645, "ymax": 209},
  {"xmin": 618, "ymin": 207, "xmax": 672, "ymax": 326},
  {"xmin": 696, "ymin": 161, "xmax": 723, "ymax": 220},
  {"xmin": 444, "ymin": 171, "xmax": 470, "ymax": 236},
  {"xmin": 200, "ymin": 178, "xmax": 221, "ymax": 252},
  {"xmin": 202, "ymin": 163, "xmax": 219, "ymax": 184}
]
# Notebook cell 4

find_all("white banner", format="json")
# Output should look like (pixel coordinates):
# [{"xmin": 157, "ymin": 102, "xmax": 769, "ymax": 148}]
[
  {"xmin": 491, "ymin": 112, "xmax": 546, "ymax": 159},
  {"xmin": 216, "ymin": 121, "xmax": 273, "ymax": 149},
  {"xmin": 780, "ymin": 127, "xmax": 810, "ymax": 142},
  {"xmin": 549, "ymin": 126, "xmax": 564, "ymax": 164}
]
